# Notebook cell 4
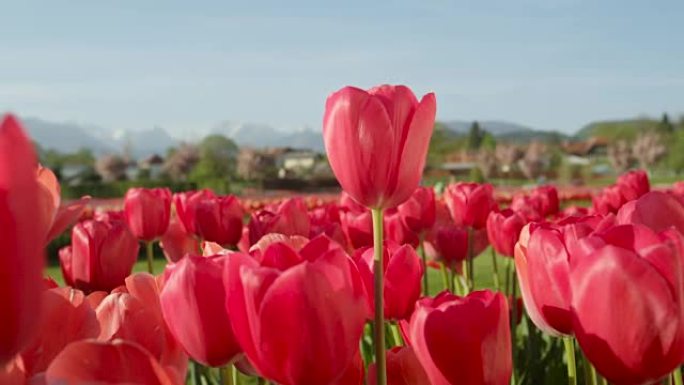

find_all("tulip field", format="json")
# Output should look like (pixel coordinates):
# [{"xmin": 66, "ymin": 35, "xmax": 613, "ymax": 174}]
[{"xmin": 4, "ymin": 85, "xmax": 684, "ymax": 385}]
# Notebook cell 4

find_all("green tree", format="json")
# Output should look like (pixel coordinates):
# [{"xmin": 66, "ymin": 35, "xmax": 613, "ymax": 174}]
[
  {"xmin": 189, "ymin": 134, "xmax": 239, "ymax": 192},
  {"xmin": 667, "ymin": 130, "xmax": 684, "ymax": 173},
  {"xmin": 658, "ymin": 113, "xmax": 675, "ymax": 134},
  {"xmin": 480, "ymin": 131, "xmax": 496, "ymax": 150},
  {"xmin": 467, "ymin": 121, "xmax": 483, "ymax": 150}
]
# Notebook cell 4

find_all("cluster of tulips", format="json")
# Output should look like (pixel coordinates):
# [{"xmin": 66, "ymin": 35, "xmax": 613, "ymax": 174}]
[{"xmin": 3, "ymin": 85, "xmax": 684, "ymax": 385}]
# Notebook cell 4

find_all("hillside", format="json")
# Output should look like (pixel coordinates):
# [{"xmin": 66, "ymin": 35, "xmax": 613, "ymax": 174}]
[
  {"xmin": 442, "ymin": 120, "xmax": 567, "ymax": 143},
  {"xmin": 575, "ymin": 118, "xmax": 659, "ymax": 140}
]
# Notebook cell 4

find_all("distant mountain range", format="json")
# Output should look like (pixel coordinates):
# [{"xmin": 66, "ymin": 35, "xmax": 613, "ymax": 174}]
[{"xmin": 22, "ymin": 115, "xmax": 646, "ymax": 159}]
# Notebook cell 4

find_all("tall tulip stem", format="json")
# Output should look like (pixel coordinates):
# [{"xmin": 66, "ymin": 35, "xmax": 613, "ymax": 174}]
[
  {"xmin": 563, "ymin": 337, "xmax": 578, "ymax": 385},
  {"xmin": 674, "ymin": 367, "xmax": 683, "ymax": 385},
  {"xmin": 371, "ymin": 208, "xmax": 387, "ymax": 385},
  {"xmin": 490, "ymin": 247, "xmax": 500, "ymax": 291},
  {"xmin": 146, "ymin": 242, "xmax": 154, "ymax": 274},
  {"xmin": 418, "ymin": 237, "xmax": 429, "ymax": 295}
]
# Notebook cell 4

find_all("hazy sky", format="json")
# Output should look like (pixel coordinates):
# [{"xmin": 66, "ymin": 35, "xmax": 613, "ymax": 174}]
[{"xmin": 2, "ymin": 0, "xmax": 683, "ymax": 136}]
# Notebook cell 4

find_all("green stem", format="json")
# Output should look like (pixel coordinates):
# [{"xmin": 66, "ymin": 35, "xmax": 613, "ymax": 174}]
[
  {"xmin": 491, "ymin": 247, "xmax": 500, "ymax": 291},
  {"xmin": 418, "ymin": 237, "xmax": 429, "ymax": 295},
  {"xmin": 504, "ymin": 257, "xmax": 512, "ymax": 297},
  {"xmin": 466, "ymin": 227, "xmax": 474, "ymax": 290},
  {"xmin": 439, "ymin": 262, "xmax": 449, "ymax": 292},
  {"xmin": 371, "ymin": 208, "xmax": 387, "ymax": 385},
  {"xmin": 219, "ymin": 366, "xmax": 234, "ymax": 385},
  {"xmin": 674, "ymin": 367, "xmax": 683, "ymax": 385},
  {"xmin": 390, "ymin": 323, "xmax": 403, "ymax": 347},
  {"xmin": 563, "ymin": 337, "xmax": 578, "ymax": 385},
  {"xmin": 146, "ymin": 241, "xmax": 154, "ymax": 274},
  {"xmin": 448, "ymin": 265, "xmax": 456, "ymax": 293}
]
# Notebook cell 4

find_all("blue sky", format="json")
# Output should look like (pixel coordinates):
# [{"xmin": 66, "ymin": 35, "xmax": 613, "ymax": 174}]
[{"xmin": 1, "ymin": 0, "xmax": 683, "ymax": 136}]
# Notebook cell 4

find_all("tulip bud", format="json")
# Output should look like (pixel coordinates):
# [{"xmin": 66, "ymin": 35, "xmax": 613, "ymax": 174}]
[
  {"xmin": 486, "ymin": 209, "xmax": 526, "ymax": 257},
  {"xmin": 444, "ymin": 182, "xmax": 498, "ymax": 229},
  {"xmin": 124, "ymin": 187, "xmax": 172, "ymax": 241},
  {"xmin": 194, "ymin": 195, "xmax": 244, "ymax": 246}
]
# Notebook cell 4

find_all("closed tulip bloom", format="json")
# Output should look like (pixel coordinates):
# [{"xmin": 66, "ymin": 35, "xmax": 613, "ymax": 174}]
[
  {"xmin": 224, "ymin": 238, "xmax": 367, "ymax": 385},
  {"xmin": 509, "ymin": 194, "xmax": 543, "ymax": 222},
  {"xmin": 173, "ymin": 189, "xmax": 215, "ymax": 236},
  {"xmin": 323, "ymin": 85, "xmax": 436, "ymax": 209},
  {"xmin": 384, "ymin": 209, "xmax": 419, "ymax": 248},
  {"xmin": 160, "ymin": 255, "xmax": 240, "ymax": 367},
  {"xmin": 160, "ymin": 216, "xmax": 200, "ymax": 263},
  {"xmin": 353, "ymin": 242, "xmax": 423, "ymax": 320},
  {"xmin": 569, "ymin": 224, "xmax": 684, "ymax": 384},
  {"xmin": 593, "ymin": 185, "xmax": 627, "ymax": 215},
  {"xmin": 309, "ymin": 204, "xmax": 349, "ymax": 251},
  {"xmin": 341, "ymin": 209, "xmax": 374, "ymax": 249},
  {"xmin": 405, "ymin": 290, "xmax": 512, "ymax": 385},
  {"xmin": 530, "ymin": 185, "xmax": 560, "ymax": 217},
  {"xmin": 0, "ymin": 115, "xmax": 46, "ymax": 364},
  {"xmin": 444, "ymin": 182, "xmax": 498, "ymax": 229},
  {"xmin": 45, "ymin": 340, "xmax": 179, "ymax": 385},
  {"xmin": 397, "ymin": 187, "xmax": 436, "ymax": 234},
  {"xmin": 248, "ymin": 198, "xmax": 311, "ymax": 245},
  {"xmin": 61, "ymin": 217, "xmax": 140, "ymax": 293},
  {"xmin": 124, "ymin": 187, "xmax": 172, "ymax": 241},
  {"xmin": 430, "ymin": 224, "xmax": 488, "ymax": 270},
  {"xmin": 194, "ymin": 195, "xmax": 244, "ymax": 246},
  {"xmin": 514, "ymin": 216, "xmax": 602, "ymax": 336},
  {"xmin": 616, "ymin": 191, "xmax": 684, "ymax": 234},
  {"xmin": 486, "ymin": 209, "xmax": 526, "ymax": 257},
  {"xmin": 616, "ymin": 169, "xmax": 650, "ymax": 201},
  {"xmin": 367, "ymin": 347, "xmax": 429, "ymax": 385}
]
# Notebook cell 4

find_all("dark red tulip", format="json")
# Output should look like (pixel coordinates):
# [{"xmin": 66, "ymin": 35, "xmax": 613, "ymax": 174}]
[
  {"xmin": 160, "ymin": 255, "xmax": 240, "ymax": 367},
  {"xmin": 341, "ymin": 208, "xmax": 374, "ymax": 249},
  {"xmin": 430, "ymin": 225, "xmax": 488, "ymax": 269},
  {"xmin": 224, "ymin": 239, "xmax": 367, "ymax": 385},
  {"xmin": 367, "ymin": 347, "xmax": 429, "ymax": 385},
  {"xmin": 569, "ymin": 224, "xmax": 684, "ymax": 384},
  {"xmin": 405, "ymin": 290, "xmax": 512, "ymax": 385},
  {"xmin": 159, "ymin": 215, "xmax": 200, "ymax": 263},
  {"xmin": 530, "ymin": 185, "xmax": 559, "ymax": 217},
  {"xmin": 509, "ymin": 194, "xmax": 543, "ymax": 222},
  {"xmin": 194, "ymin": 194, "xmax": 244, "ymax": 246},
  {"xmin": 384, "ymin": 209, "xmax": 419, "ymax": 248},
  {"xmin": 124, "ymin": 187, "xmax": 172, "ymax": 241},
  {"xmin": 45, "ymin": 340, "xmax": 179, "ymax": 385},
  {"xmin": 397, "ymin": 187, "xmax": 436, "ymax": 234},
  {"xmin": 20, "ymin": 288, "xmax": 100, "ymax": 376},
  {"xmin": 323, "ymin": 85, "xmax": 436, "ymax": 209},
  {"xmin": 36, "ymin": 166, "xmax": 91, "ymax": 243},
  {"xmin": 352, "ymin": 242, "xmax": 423, "ymax": 320},
  {"xmin": 0, "ymin": 114, "xmax": 45, "ymax": 364},
  {"xmin": 173, "ymin": 189, "xmax": 215, "ymax": 236},
  {"xmin": 97, "ymin": 273, "xmax": 188, "ymax": 375},
  {"xmin": 514, "ymin": 216, "xmax": 604, "ymax": 335},
  {"xmin": 444, "ymin": 182, "xmax": 498, "ymax": 229},
  {"xmin": 248, "ymin": 198, "xmax": 311, "ymax": 245},
  {"xmin": 486, "ymin": 209, "xmax": 526, "ymax": 257},
  {"xmin": 61, "ymin": 217, "xmax": 139, "ymax": 293},
  {"xmin": 617, "ymin": 191, "xmax": 684, "ymax": 235},
  {"xmin": 616, "ymin": 169, "xmax": 650, "ymax": 201},
  {"xmin": 333, "ymin": 350, "xmax": 365, "ymax": 385}
]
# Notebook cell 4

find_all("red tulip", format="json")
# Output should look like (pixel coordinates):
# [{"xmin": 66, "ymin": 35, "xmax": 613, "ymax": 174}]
[
  {"xmin": 20, "ymin": 288, "xmax": 100, "ymax": 376},
  {"xmin": 352, "ymin": 242, "xmax": 423, "ymax": 320},
  {"xmin": 397, "ymin": 187, "xmax": 436, "ymax": 234},
  {"xmin": 616, "ymin": 169, "xmax": 650, "ymax": 201},
  {"xmin": 36, "ymin": 166, "xmax": 91, "ymax": 243},
  {"xmin": 444, "ymin": 182, "xmax": 498, "ymax": 229},
  {"xmin": 569, "ymin": 224, "xmax": 684, "ymax": 384},
  {"xmin": 160, "ymin": 255, "xmax": 240, "ymax": 367},
  {"xmin": 430, "ymin": 224, "xmax": 488, "ymax": 269},
  {"xmin": 45, "ymin": 339, "xmax": 179, "ymax": 385},
  {"xmin": 124, "ymin": 187, "xmax": 172, "ymax": 241},
  {"xmin": 97, "ymin": 273, "xmax": 188, "ymax": 375},
  {"xmin": 514, "ymin": 216, "xmax": 604, "ymax": 335},
  {"xmin": 0, "ymin": 114, "xmax": 45, "ymax": 364},
  {"xmin": 530, "ymin": 185, "xmax": 559, "ymax": 217},
  {"xmin": 309, "ymin": 204, "xmax": 349, "ymax": 251},
  {"xmin": 367, "ymin": 347, "xmax": 429, "ymax": 385},
  {"xmin": 61, "ymin": 217, "xmax": 140, "ymax": 292},
  {"xmin": 248, "ymin": 198, "xmax": 311, "ymax": 245},
  {"xmin": 404, "ymin": 290, "xmax": 512, "ymax": 385},
  {"xmin": 194, "ymin": 195, "xmax": 244, "ymax": 246},
  {"xmin": 384, "ymin": 209, "xmax": 419, "ymax": 248},
  {"xmin": 341, "ymin": 208, "xmax": 374, "ymax": 249},
  {"xmin": 486, "ymin": 209, "xmax": 526, "ymax": 257},
  {"xmin": 617, "ymin": 191, "xmax": 684, "ymax": 235},
  {"xmin": 593, "ymin": 185, "xmax": 627, "ymax": 215},
  {"xmin": 224, "ymin": 238, "xmax": 367, "ymax": 385},
  {"xmin": 509, "ymin": 194, "xmax": 543, "ymax": 222},
  {"xmin": 334, "ymin": 350, "xmax": 365, "ymax": 385},
  {"xmin": 160, "ymin": 215, "xmax": 200, "ymax": 263},
  {"xmin": 323, "ymin": 85, "xmax": 436, "ymax": 209},
  {"xmin": 173, "ymin": 189, "xmax": 215, "ymax": 236}
]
